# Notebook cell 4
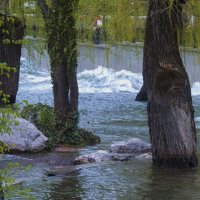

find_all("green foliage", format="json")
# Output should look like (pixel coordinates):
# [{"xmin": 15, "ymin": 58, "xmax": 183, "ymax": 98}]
[
  {"xmin": 44, "ymin": 0, "xmax": 78, "ymax": 70},
  {"xmin": 0, "ymin": 163, "xmax": 35, "ymax": 200},
  {"xmin": 0, "ymin": 103, "xmax": 35, "ymax": 199},
  {"xmin": 0, "ymin": 104, "xmax": 20, "ymax": 135},
  {"xmin": 21, "ymin": 103, "xmax": 55, "ymax": 130},
  {"xmin": 21, "ymin": 103, "xmax": 57, "ymax": 148},
  {"xmin": 77, "ymin": 0, "xmax": 146, "ymax": 44},
  {"xmin": 0, "ymin": 0, "xmax": 199, "ymax": 48}
]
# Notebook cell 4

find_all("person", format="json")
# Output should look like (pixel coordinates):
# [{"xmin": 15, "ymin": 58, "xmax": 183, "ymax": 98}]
[{"xmin": 93, "ymin": 16, "xmax": 102, "ymax": 44}]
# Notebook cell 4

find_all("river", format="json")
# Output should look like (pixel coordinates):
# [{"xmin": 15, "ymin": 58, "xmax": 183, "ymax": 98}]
[{"xmin": 2, "ymin": 46, "xmax": 200, "ymax": 199}]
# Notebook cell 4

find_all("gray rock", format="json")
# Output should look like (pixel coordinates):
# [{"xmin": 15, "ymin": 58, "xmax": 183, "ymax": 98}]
[
  {"xmin": 110, "ymin": 153, "xmax": 136, "ymax": 161},
  {"xmin": 110, "ymin": 138, "xmax": 151, "ymax": 154},
  {"xmin": 135, "ymin": 153, "xmax": 152, "ymax": 160},
  {"xmin": 74, "ymin": 150, "xmax": 112, "ymax": 165},
  {"xmin": 0, "ymin": 118, "xmax": 48, "ymax": 152},
  {"xmin": 74, "ymin": 138, "xmax": 152, "ymax": 165},
  {"xmin": 74, "ymin": 150, "xmax": 152, "ymax": 165}
]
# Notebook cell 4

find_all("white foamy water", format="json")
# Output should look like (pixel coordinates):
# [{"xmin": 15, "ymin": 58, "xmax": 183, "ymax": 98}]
[
  {"xmin": 191, "ymin": 82, "xmax": 200, "ymax": 96},
  {"xmin": 196, "ymin": 117, "xmax": 200, "ymax": 122},
  {"xmin": 78, "ymin": 66, "xmax": 143, "ymax": 93},
  {"xmin": 19, "ymin": 57, "xmax": 200, "ymax": 95}
]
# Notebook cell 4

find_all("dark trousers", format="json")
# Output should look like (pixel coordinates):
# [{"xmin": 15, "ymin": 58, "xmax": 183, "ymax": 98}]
[{"xmin": 93, "ymin": 28, "xmax": 102, "ymax": 44}]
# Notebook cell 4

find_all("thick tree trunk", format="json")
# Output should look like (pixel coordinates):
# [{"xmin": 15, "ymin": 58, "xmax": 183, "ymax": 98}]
[
  {"xmin": 0, "ymin": 14, "xmax": 24, "ymax": 105},
  {"xmin": 52, "ymin": 62, "xmax": 69, "ymax": 123},
  {"xmin": 144, "ymin": 0, "xmax": 198, "ymax": 167},
  {"xmin": 135, "ymin": 85, "xmax": 147, "ymax": 101},
  {"xmin": 42, "ymin": 1, "xmax": 79, "ymax": 125},
  {"xmin": 69, "ymin": 66, "xmax": 79, "ymax": 112}
]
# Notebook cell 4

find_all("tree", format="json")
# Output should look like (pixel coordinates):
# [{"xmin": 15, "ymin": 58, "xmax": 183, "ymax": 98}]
[
  {"xmin": 38, "ymin": 0, "xmax": 79, "ymax": 125},
  {"xmin": 0, "ymin": 13, "xmax": 24, "ymax": 105},
  {"xmin": 144, "ymin": 0, "xmax": 198, "ymax": 167}
]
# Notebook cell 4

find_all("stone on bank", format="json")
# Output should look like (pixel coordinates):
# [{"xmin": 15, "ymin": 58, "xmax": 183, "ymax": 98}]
[{"xmin": 0, "ymin": 118, "xmax": 48, "ymax": 152}]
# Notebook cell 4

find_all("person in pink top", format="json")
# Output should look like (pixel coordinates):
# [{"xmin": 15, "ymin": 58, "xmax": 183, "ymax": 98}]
[{"xmin": 93, "ymin": 16, "xmax": 102, "ymax": 44}]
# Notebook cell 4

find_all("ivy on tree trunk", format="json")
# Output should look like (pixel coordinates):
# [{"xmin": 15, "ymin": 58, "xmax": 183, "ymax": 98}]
[{"xmin": 38, "ymin": 0, "xmax": 79, "ymax": 125}]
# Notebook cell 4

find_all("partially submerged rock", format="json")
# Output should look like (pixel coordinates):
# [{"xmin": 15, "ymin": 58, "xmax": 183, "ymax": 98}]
[
  {"xmin": 0, "ymin": 118, "xmax": 48, "ymax": 152},
  {"xmin": 135, "ymin": 153, "xmax": 152, "ymax": 160},
  {"xmin": 74, "ymin": 150, "xmax": 111, "ymax": 165},
  {"xmin": 109, "ymin": 138, "xmax": 151, "ymax": 154},
  {"xmin": 74, "ymin": 138, "xmax": 152, "ymax": 165}
]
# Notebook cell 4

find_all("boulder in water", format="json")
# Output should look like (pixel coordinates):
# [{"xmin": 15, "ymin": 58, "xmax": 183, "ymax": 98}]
[
  {"xmin": 0, "ymin": 118, "xmax": 48, "ymax": 152},
  {"xmin": 74, "ymin": 150, "xmax": 112, "ymax": 165},
  {"xmin": 109, "ymin": 138, "xmax": 151, "ymax": 154},
  {"xmin": 135, "ymin": 152, "xmax": 152, "ymax": 160}
]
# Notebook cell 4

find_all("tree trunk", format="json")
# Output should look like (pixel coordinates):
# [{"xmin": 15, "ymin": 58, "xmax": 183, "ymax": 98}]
[
  {"xmin": 41, "ymin": 0, "xmax": 79, "ymax": 124},
  {"xmin": 144, "ymin": 0, "xmax": 198, "ymax": 167},
  {"xmin": 135, "ymin": 85, "xmax": 147, "ymax": 101},
  {"xmin": 0, "ymin": 13, "xmax": 24, "ymax": 105},
  {"xmin": 52, "ymin": 62, "xmax": 69, "ymax": 123},
  {"xmin": 69, "ymin": 66, "xmax": 79, "ymax": 112}
]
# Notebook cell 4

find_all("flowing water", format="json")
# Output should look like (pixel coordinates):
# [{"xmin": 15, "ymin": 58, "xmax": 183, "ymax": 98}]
[{"xmin": 2, "ymin": 56, "xmax": 200, "ymax": 200}]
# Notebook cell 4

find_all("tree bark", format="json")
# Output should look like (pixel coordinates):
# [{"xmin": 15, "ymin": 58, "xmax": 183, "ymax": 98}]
[
  {"xmin": 69, "ymin": 66, "xmax": 79, "ymax": 112},
  {"xmin": 0, "ymin": 13, "xmax": 24, "ymax": 105},
  {"xmin": 52, "ymin": 62, "xmax": 69, "ymax": 123},
  {"xmin": 135, "ymin": 85, "xmax": 147, "ymax": 101},
  {"xmin": 144, "ymin": 0, "xmax": 198, "ymax": 167}
]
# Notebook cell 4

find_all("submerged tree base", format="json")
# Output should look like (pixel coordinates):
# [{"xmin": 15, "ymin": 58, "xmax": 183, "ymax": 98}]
[{"xmin": 153, "ymin": 156, "xmax": 198, "ymax": 168}]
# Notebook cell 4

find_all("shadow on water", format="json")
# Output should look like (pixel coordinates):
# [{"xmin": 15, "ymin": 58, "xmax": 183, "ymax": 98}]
[
  {"xmin": 43, "ymin": 171, "xmax": 85, "ymax": 200},
  {"xmin": 137, "ymin": 165, "xmax": 200, "ymax": 200}
]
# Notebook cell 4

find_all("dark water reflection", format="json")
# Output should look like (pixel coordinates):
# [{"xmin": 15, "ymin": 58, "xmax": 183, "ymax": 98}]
[
  {"xmin": 45, "ymin": 172, "xmax": 84, "ymax": 200},
  {"xmin": 137, "ymin": 166, "xmax": 200, "ymax": 200}
]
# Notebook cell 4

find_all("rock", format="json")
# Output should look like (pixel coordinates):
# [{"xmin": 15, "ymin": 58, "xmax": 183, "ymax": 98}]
[
  {"xmin": 135, "ymin": 152, "xmax": 152, "ymax": 160},
  {"xmin": 74, "ymin": 150, "xmax": 112, "ymax": 165},
  {"xmin": 110, "ymin": 138, "xmax": 151, "ymax": 154},
  {"xmin": 0, "ymin": 118, "xmax": 48, "ymax": 152},
  {"xmin": 74, "ymin": 138, "xmax": 152, "ymax": 165},
  {"xmin": 110, "ymin": 153, "xmax": 136, "ymax": 161},
  {"xmin": 74, "ymin": 151, "xmax": 150, "ymax": 165}
]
